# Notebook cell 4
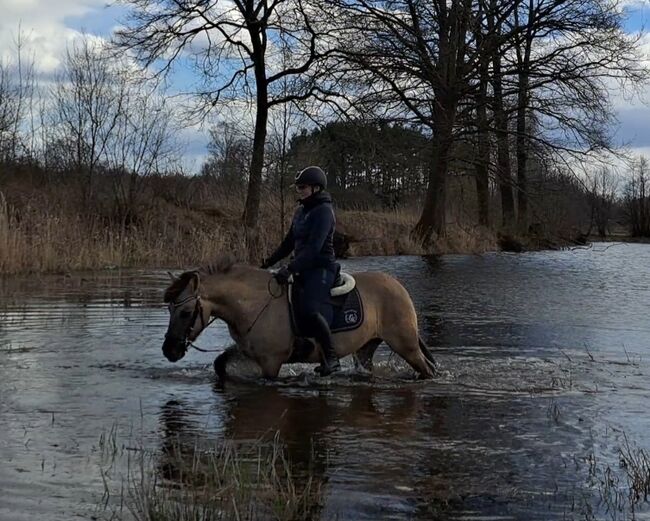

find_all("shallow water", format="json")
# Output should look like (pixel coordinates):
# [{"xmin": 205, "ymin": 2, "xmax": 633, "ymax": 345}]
[{"xmin": 1, "ymin": 243, "xmax": 650, "ymax": 520}]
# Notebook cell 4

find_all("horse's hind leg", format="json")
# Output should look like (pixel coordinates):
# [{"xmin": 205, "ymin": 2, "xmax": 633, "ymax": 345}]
[
  {"xmin": 384, "ymin": 331, "xmax": 434, "ymax": 379},
  {"xmin": 353, "ymin": 338, "xmax": 382, "ymax": 373}
]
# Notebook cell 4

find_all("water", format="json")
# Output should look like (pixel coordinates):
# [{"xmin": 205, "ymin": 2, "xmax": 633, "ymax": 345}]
[{"xmin": 1, "ymin": 243, "xmax": 650, "ymax": 520}]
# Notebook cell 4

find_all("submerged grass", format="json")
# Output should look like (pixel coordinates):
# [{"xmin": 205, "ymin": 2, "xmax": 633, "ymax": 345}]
[
  {"xmin": 577, "ymin": 433, "xmax": 650, "ymax": 521},
  {"xmin": 97, "ymin": 427, "xmax": 322, "ymax": 521}
]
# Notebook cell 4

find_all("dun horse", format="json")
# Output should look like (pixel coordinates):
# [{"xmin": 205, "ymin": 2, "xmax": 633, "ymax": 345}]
[{"xmin": 162, "ymin": 256, "xmax": 436, "ymax": 381}]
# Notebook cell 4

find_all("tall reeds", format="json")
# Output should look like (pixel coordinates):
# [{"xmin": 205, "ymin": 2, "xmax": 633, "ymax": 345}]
[
  {"xmin": 0, "ymin": 190, "xmax": 250, "ymax": 274},
  {"xmin": 0, "ymin": 165, "xmax": 502, "ymax": 275}
]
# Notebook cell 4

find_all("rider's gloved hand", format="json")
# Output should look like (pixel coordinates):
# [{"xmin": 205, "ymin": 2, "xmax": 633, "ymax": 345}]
[
  {"xmin": 260, "ymin": 258, "xmax": 271, "ymax": 269},
  {"xmin": 273, "ymin": 266, "xmax": 292, "ymax": 285}
]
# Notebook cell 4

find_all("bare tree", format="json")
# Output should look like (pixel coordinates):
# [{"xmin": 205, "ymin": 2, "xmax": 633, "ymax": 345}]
[
  {"xmin": 325, "ymin": 0, "xmax": 477, "ymax": 243},
  {"xmin": 487, "ymin": 0, "xmax": 516, "ymax": 228},
  {"xmin": 106, "ymin": 76, "xmax": 181, "ymax": 225},
  {"xmin": 0, "ymin": 30, "xmax": 36, "ymax": 163},
  {"xmin": 266, "ymin": 102, "xmax": 307, "ymax": 238},
  {"xmin": 502, "ymin": 0, "xmax": 648, "ymax": 229},
  {"xmin": 51, "ymin": 37, "xmax": 126, "ymax": 206},
  {"xmin": 586, "ymin": 167, "xmax": 618, "ymax": 237},
  {"xmin": 201, "ymin": 121, "xmax": 251, "ymax": 200},
  {"xmin": 472, "ymin": 0, "xmax": 491, "ymax": 227},
  {"xmin": 624, "ymin": 156, "xmax": 650, "ymax": 237},
  {"xmin": 115, "ymin": 0, "xmax": 336, "ymax": 240},
  {"xmin": 512, "ymin": 0, "xmax": 533, "ymax": 228}
]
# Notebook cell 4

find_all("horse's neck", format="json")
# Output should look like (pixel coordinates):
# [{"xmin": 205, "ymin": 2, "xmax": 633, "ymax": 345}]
[{"xmin": 202, "ymin": 269, "xmax": 270, "ymax": 334}]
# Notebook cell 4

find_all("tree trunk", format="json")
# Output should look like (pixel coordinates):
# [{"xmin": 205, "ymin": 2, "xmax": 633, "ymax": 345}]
[
  {"xmin": 515, "ymin": 77, "xmax": 529, "ymax": 229},
  {"xmin": 412, "ymin": 0, "xmax": 470, "ymax": 244},
  {"xmin": 475, "ymin": 20, "xmax": 490, "ymax": 227},
  {"xmin": 243, "ymin": 80, "xmax": 268, "ymax": 230},
  {"xmin": 492, "ymin": 51, "xmax": 516, "ymax": 228},
  {"xmin": 413, "ymin": 111, "xmax": 454, "ymax": 243},
  {"xmin": 243, "ymin": 21, "xmax": 269, "ymax": 233},
  {"xmin": 515, "ymin": 0, "xmax": 533, "ymax": 230}
]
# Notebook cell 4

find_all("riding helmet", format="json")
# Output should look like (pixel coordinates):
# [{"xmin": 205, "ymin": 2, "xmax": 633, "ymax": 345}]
[{"xmin": 295, "ymin": 166, "xmax": 327, "ymax": 189}]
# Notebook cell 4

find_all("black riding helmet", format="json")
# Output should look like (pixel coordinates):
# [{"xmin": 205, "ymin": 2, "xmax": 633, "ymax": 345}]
[{"xmin": 295, "ymin": 166, "xmax": 327, "ymax": 190}]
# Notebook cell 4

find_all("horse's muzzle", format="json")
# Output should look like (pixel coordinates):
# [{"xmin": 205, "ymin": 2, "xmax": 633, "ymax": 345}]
[{"xmin": 162, "ymin": 335, "xmax": 187, "ymax": 362}]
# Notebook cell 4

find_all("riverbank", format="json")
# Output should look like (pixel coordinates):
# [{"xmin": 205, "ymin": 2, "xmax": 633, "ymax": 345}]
[
  {"xmin": 0, "ymin": 189, "xmax": 600, "ymax": 275},
  {"xmin": 0, "ymin": 165, "xmax": 500, "ymax": 274},
  {"xmin": 0, "ymin": 163, "xmax": 600, "ymax": 275},
  {"xmin": 0, "ymin": 193, "xmax": 497, "ymax": 274}
]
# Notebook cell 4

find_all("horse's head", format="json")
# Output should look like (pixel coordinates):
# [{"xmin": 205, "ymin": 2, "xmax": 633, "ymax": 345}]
[{"xmin": 162, "ymin": 271, "xmax": 211, "ymax": 362}]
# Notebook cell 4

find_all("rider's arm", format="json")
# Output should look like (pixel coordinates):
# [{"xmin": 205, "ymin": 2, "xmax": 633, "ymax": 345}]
[
  {"xmin": 264, "ymin": 227, "xmax": 295, "ymax": 267},
  {"xmin": 288, "ymin": 205, "xmax": 333, "ymax": 273}
]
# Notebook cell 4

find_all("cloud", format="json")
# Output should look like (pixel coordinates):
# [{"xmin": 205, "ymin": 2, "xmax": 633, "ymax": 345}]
[
  {"xmin": 1, "ymin": 0, "xmax": 649, "ymax": 175},
  {"xmin": 0, "ymin": 0, "xmax": 111, "ymax": 72},
  {"xmin": 628, "ymin": 146, "xmax": 650, "ymax": 159}
]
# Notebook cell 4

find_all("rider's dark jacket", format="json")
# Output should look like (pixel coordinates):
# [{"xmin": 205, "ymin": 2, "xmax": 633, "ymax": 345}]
[{"xmin": 265, "ymin": 191, "xmax": 336, "ymax": 273}]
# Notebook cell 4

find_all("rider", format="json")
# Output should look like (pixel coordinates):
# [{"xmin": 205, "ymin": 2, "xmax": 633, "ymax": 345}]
[{"xmin": 261, "ymin": 165, "xmax": 341, "ymax": 376}]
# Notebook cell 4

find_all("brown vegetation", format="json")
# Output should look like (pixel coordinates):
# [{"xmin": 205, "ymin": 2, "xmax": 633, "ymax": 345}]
[
  {"xmin": 3, "ymin": 156, "xmax": 603, "ymax": 275},
  {"xmin": 1, "ymin": 163, "xmax": 474, "ymax": 275},
  {"xmin": 0, "ymin": 184, "xmax": 493, "ymax": 275},
  {"xmin": 97, "ymin": 426, "xmax": 322, "ymax": 521}
]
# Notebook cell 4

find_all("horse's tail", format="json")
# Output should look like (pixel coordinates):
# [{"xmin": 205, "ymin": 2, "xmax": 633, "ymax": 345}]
[{"xmin": 418, "ymin": 336, "xmax": 438, "ymax": 373}]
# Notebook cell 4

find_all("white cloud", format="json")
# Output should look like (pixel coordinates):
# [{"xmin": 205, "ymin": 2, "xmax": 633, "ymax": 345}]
[
  {"xmin": 0, "ymin": 0, "xmax": 108, "ymax": 72},
  {"xmin": 628, "ymin": 146, "xmax": 650, "ymax": 158}
]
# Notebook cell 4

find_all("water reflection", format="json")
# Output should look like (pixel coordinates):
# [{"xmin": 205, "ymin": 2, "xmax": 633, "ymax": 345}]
[
  {"xmin": 2, "ymin": 244, "xmax": 650, "ymax": 520},
  {"xmin": 151, "ymin": 382, "xmax": 599, "ymax": 520}
]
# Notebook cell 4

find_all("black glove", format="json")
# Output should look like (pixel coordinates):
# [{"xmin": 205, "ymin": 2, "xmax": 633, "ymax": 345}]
[
  {"xmin": 260, "ymin": 258, "xmax": 271, "ymax": 269},
  {"xmin": 273, "ymin": 266, "xmax": 292, "ymax": 285}
]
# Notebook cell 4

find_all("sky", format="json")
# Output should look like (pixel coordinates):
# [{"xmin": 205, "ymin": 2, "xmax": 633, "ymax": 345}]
[{"xmin": 1, "ymin": 0, "xmax": 650, "ymax": 171}]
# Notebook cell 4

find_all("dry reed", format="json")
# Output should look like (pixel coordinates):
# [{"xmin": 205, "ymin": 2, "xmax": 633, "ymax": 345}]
[
  {"xmin": 98, "ymin": 428, "xmax": 322, "ymax": 521},
  {"xmin": 0, "ymin": 172, "xmax": 502, "ymax": 275}
]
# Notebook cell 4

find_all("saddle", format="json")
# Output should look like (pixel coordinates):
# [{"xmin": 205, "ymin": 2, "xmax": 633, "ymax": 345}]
[{"xmin": 288, "ymin": 271, "xmax": 364, "ymax": 337}]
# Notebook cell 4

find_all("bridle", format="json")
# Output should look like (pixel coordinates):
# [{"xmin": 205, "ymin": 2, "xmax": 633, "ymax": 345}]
[
  {"xmin": 165, "ymin": 292, "xmax": 218, "ymax": 353},
  {"xmin": 165, "ymin": 275, "xmax": 283, "ymax": 354}
]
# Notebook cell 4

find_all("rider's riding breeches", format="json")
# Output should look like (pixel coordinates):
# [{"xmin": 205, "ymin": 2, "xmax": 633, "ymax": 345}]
[{"xmin": 296, "ymin": 267, "xmax": 336, "ymax": 327}]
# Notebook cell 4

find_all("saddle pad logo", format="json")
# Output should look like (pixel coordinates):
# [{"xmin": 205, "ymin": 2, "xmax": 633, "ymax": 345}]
[{"xmin": 344, "ymin": 309, "xmax": 358, "ymax": 324}]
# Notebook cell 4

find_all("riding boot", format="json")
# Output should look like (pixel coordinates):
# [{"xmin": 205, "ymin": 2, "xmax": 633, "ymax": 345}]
[{"xmin": 308, "ymin": 312, "xmax": 341, "ymax": 376}]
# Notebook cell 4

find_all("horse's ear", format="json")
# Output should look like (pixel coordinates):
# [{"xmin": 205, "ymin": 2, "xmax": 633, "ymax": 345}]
[
  {"xmin": 189, "ymin": 271, "xmax": 201, "ymax": 291},
  {"xmin": 167, "ymin": 271, "xmax": 177, "ymax": 282}
]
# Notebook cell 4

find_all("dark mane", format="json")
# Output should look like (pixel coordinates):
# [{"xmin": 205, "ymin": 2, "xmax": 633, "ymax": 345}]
[
  {"xmin": 163, "ymin": 255, "xmax": 238, "ymax": 303},
  {"xmin": 202, "ymin": 254, "xmax": 237, "ymax": 276}
]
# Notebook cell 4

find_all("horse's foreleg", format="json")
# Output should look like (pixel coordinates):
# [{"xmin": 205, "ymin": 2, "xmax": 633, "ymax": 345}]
[
  {"xmin": 214, "ymin": 347, "xmax": 234, "ymax": 381},
  {"xmin": 353, "ymin": 338, "xmax": 382, "ymax": 373},
  {"xmin": 257, "ymin": 354, "xmax": 283, "ymax": 379}
]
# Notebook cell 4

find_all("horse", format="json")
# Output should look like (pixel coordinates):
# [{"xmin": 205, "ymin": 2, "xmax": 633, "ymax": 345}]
[{"xmin": 162, "ymin": 256, "xmax": 437, "ymax": 381}]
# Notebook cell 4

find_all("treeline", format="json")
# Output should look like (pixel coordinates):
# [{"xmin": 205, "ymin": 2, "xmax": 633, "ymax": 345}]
[
  {"xmin": 0, "ymin": 36, "xmax": 182, "ymax": 228},
  {"xmin": 202, "ymin": 117, "xmax": 650, "ymax": 241},
  {"xmin": 114, "ymin": 0, "xmax": 648, "ymax": 245},
  {"xmin": 1, "ymin": 0, "xmax": 650, "ymax": 273}
]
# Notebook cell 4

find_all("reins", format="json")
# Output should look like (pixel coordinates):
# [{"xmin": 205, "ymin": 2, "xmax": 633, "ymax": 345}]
[{"xmin": 183, "ymin": 275, "xmax": 284, "ymax": 354}]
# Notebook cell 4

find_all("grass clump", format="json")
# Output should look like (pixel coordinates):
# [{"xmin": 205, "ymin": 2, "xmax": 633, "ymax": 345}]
[{"xmin": 99, "ymin": 430, "xmax": 322, "ymax": 521}]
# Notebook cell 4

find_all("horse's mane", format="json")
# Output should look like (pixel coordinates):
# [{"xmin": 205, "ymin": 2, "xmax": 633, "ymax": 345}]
[
  {"xmin": 202, "ymin": 254, "xmax": 237, "ymax": 276},
  {"xmin": 163, "ymin": 255, "xmax": 238, "ymax": 303}
]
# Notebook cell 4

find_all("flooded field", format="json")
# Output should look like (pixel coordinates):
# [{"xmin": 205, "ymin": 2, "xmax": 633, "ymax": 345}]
[{"xmin": 1, "ymin": 243, "xmax": 650, "ymax": 520}]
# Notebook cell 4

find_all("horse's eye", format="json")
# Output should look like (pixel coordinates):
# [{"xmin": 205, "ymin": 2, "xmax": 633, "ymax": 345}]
[{"xmin": 180, "ymin": 310, "xmax": 192, "ymax": 319}]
